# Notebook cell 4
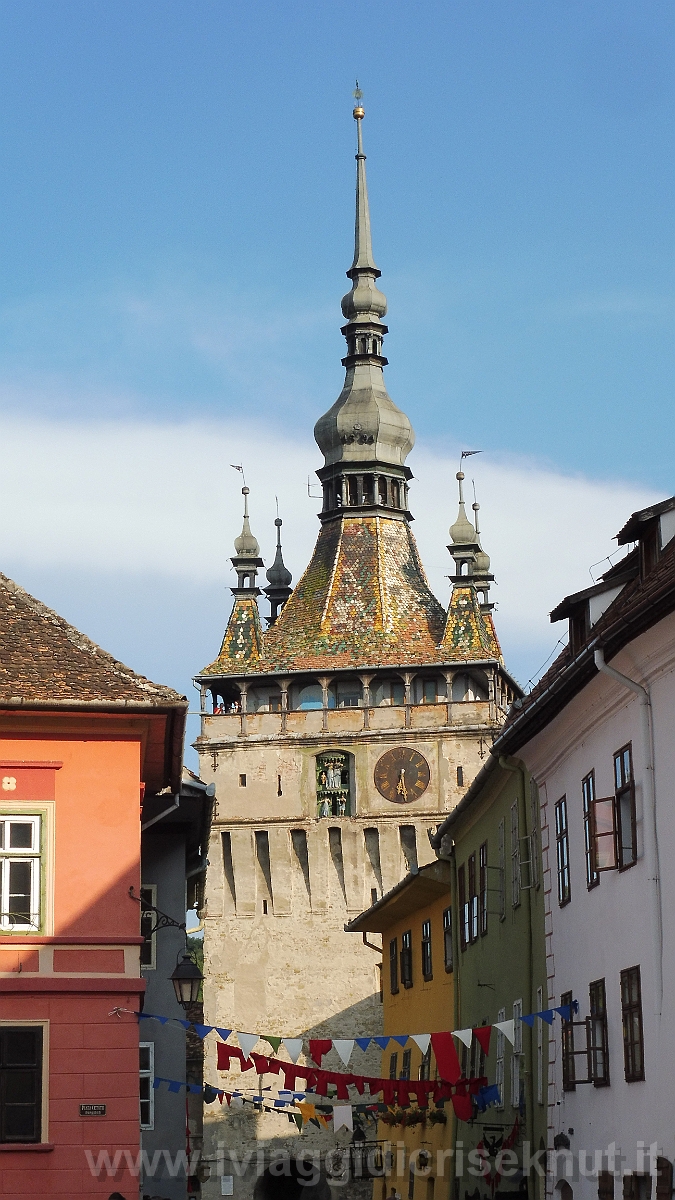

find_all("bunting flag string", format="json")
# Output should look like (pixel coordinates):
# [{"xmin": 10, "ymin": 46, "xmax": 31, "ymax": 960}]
[{"xmin": 124, "ymin": 1000, "xmax": 580, "ymax": 1069}]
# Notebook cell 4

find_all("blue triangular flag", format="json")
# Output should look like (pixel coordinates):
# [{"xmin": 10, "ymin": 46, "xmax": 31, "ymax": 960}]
[
  {"xmin": 153, "ymin": 1077, "xmax": 163, "ymax": 1089},
  {"xmin": 187, "ymin": 1083, "xmax": 203, "ymax": 1094},
  {"xmin": 372, "ymin": 1037, "xmax": 389, "ymax": 1050},
  {"xmin": 192, "ymin": 1024, "xmax": 213, "ymax": 1039},
  {"xmin": 216, "ymin": 1027, "xmax": 232, "ymax": 1040},
  {"xmin": 555, "ymin": 1005, "xmax": 572, "ymax": 1021},
  {"xmin": 391, "ymin": 1036, "xmax": 408, "ymax": 1047},
  {"xmin": 355, "ymin": 1038, "xmax": 371, "ymax": 1052},
  {"xmin": 520, "ymin": 1013, "xmax": 536, "ymax": 1027},
  {"xmin": 177, "ymin": 1019, "xmax": 192, "ymax": 1029},
  {"xmin": 168, "ymin": 1080, "xmax": 183, "ymax": 1092},
  {"xmin": 539, "ymin": 1010, "xmax": 554, "ymax": 1025}
]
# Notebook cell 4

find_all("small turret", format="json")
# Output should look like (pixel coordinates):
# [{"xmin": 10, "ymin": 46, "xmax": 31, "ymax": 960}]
[
  {"xmin": 264, "ymin": 517, "xmax": 293, "ymax": 625},
  {"xmin": 231, "ymin": 487, "xmax": 264, "ymax": 592},
  {"xmin": 448, "ymin": 471, "xmax": 479, "ymax": 579},
  {"xmin": 472, "ymin": 496, "xmax": 495, "ymax": 614}
]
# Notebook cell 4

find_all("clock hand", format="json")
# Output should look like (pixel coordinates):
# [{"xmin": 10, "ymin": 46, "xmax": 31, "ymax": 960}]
[{"xmin": 396, "ymin": 768, "xmax": 408, "ymax": 800}]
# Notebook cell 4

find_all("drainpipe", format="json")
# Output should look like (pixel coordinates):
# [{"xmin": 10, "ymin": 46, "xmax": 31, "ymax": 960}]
[{"xmin": 594, "ymin": 648, "xmax": 662, "ymax": 1016}]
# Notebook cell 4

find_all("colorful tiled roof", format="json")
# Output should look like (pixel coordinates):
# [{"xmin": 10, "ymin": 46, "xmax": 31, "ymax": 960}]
[
  {"xmin": 200, "ymin": 515, "xmax": 503, "ymax": 678},
  {"xmin": 439, "ymin": 585, "xmax": 502, "ymax": 661},
  {"xmin": 0, "ymin": 572, "xmax": 186, "ymax": 707}
]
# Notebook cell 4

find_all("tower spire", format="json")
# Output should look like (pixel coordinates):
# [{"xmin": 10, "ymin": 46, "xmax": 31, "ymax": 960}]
[
  {"xmin": 313, "ymin": 90, "xmax": 415, "ymax": 511},
  {"xmin": 351, "ymin": 82, "xmax": 377, "ymax": 273}
]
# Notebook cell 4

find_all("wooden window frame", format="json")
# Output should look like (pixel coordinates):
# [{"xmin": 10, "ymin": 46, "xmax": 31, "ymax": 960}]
[
  {"xmin": 529, "ymin": 778, "xmax": 540, "ymax": 889},
  {"xmin": 0, "ymin": 1024, "xmax": 44, "ymax": 1144},
  {"xmin": 400, "ymin": 1049, "xmax": 412, "ymax": 1080},
  {"xmin": 614, "ymin": 745, "xmax": 637, "ymax": 870},
  {"xmin": 511, "ymin": 999, "xmax": 522, "ymax": 1107},
  {"xmin": 498, "ymin": 818, "xmax": 506, "ymax": 920},
  {"xmin": 389, "ymin": 1052, "xmax": 398, "ymax": 1080},
  {"xmin": 555, "ymin": 797, "xmax": 571, "ymax": 906},
  {"xmin": 442, "ymin": 906, "xmax": 453, "ymax": 973},
  {"xmin": 561, "ymin": 990, "xmax": 576, "ymax": 1091},
  {"xmin": 389, "ymin": 937, "xmax": 399, "ymax": 995},
  {"xmin": 620, "ymin": 965, "xmax": 645, "ymax": 1082},
  {"xmin": 582, "ymin": 771, "xmax": 600, "ymax": 888},
  {"xmin": 400, "ymin": 930, "xmax": 413, "ymax": 989},
  {"xmin": 589, "ymin": 978, "xmax": 610, "ymax": 1087},
  {"xmin": 421, "ymin": 919, "xmax": 433, "ymax": 981},
  {"xmin": 479, "ymin": 841, "xmax": 488, "ymax": 936}
]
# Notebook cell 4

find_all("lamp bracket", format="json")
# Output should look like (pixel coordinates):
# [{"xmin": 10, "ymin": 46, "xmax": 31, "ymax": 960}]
[{"xmin": 129, "ymin": 886, "xmax": 187, "ymax": 939}]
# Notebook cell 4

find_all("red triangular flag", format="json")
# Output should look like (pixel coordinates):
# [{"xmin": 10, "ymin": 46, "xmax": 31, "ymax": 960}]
[
  {"xmin": 473, "ymin": 1026, "xmax": 492, "ymax": 1057},
  {"xmin": 309, "ymin": 1039, "xmax": 332, "ymax": 1067},
  {"xmin": 451, "ymin": 1091, "xmax": 473, "ymax": 1122},
  {"xmin": 430, "ymin": 1033, "xmax": 461, "ymax": 1085}
]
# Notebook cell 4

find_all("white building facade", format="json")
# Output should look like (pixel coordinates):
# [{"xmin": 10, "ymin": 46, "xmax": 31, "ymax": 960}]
[{"xmin": 494, "ymin": 496, "xmax": 675, "ymax": 1200}]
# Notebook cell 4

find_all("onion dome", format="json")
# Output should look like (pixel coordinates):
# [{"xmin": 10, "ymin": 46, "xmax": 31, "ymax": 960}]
[{"xmin": 449, "ymin": 472, "xmax": 478, "ymax": 546}]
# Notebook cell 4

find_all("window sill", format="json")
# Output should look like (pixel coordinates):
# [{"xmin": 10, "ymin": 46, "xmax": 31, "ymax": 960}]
[{"xmin": 0, "ymin": 1143, "xmax": 54, "ymax": 1152}]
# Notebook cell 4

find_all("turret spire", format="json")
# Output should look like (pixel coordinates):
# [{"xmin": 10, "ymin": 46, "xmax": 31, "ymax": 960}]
[{"xmin": 264, "ymin": 516, "xmax": 293, "ymax": 625}]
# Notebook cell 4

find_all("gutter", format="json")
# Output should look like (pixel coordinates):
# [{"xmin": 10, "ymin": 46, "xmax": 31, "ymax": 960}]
[
  {"xmin": 141, "ymin": 795, "xmax": 180, "ymax": 831},
  {"xmin": 594, "ymin": 648, "xmax": 662, "ymax": 1017}
]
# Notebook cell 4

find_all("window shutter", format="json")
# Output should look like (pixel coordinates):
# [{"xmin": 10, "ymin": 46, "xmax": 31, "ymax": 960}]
[
  {"xmin": 656, "ymin": 1159, "xmax": 673, "ymax": 1200},
  {"xmin": 598, "ymin": 1171, "xmax": 615, "ymax": 1200}
]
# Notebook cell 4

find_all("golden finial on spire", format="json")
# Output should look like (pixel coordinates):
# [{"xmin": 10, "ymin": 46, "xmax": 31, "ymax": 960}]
[{"xmin": 353, "ymin": 80, "xmax": 364, "ymax": 120}]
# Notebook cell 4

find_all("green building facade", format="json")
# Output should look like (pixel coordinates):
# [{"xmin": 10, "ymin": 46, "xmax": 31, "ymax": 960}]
[{"xmin": 431, "ymin": 753, "xmax": 548, "ymax": 1200}]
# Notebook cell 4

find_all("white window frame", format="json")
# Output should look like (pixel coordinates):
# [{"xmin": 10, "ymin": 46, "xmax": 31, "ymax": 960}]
[
  {"xmin": 495, "ymin": 1007, "xmax": 505, "ymax": 1109},
  {"xmin": 511, "ymin": 803, "xmax": 520, "ymax": 908},
  {"xmin": 140, "ymin": 1041, "xmax": 155, "ymax": 1130},
  {"xmin": 0, "ymin": 815, "xmax": 41, "ymax": 931},
  {"xmin": 498, "ymin": 818, "xmax": 506, "ymax": 920},
  {"xmin": 511, "ymin": 999, "xmax": 523, "ymax": 1108},
  {"xmin": 139, "ymin": 884, "xmax": 157, "ymax": 971},
  {"xmin": 536, "ymin": 985, "xmax": 544, "ymax": 1104}
]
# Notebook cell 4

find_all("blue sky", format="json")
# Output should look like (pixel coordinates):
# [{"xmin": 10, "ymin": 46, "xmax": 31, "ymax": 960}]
[{"xmin": 0, "ymin": 1, "xmax": 671, "ymax": 731}]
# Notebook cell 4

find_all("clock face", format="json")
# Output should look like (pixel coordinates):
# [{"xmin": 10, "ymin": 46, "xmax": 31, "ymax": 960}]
[{"xmin": 374, "ymin": 747, "xmax": 430, "ymax": 804}]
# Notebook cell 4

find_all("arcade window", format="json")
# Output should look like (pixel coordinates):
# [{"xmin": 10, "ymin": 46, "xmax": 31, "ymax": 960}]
[
  {"xmin": 0, "ymin": 816, "xmax": 41, "ymax": 931},
  {"xmin": 0, "ymin": 1026, "xmax": 42, "ymax": 1143}
]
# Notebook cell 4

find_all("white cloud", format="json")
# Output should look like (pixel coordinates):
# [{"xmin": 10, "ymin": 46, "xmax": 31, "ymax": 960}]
[{"xmin": 0, "ymin": 415, "xmax": 658, "ymax": 688}]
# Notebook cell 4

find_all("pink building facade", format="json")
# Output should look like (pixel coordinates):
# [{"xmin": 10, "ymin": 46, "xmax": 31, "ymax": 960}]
[{"xmin": 495, "ymin": 496, "xmax": 675, "ymax": 1200}]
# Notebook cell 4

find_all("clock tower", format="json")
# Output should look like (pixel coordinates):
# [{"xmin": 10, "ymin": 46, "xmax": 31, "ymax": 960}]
[{"xmin": 194, "ymin": 100, "xmax": 520, "ymax": 1197}]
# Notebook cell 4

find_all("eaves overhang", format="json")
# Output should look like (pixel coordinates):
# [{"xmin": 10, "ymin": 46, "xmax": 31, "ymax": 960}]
[{"xmin": 345, "ymin": 859, "xmax": 453, "ymax": 933}]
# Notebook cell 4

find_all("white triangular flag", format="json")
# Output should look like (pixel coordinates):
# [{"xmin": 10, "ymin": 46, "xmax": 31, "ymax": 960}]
[
  {"xmin": 493, "ymin": 1020, "xmax": 516, "ymax": 1046},
  {"xmin": 236, "ymin": 1032, "xmax": 259, "ymax": 1059},
  {"xmin": 452, "ymin": 1028, "xmax": 473, "ymax": 1047},
  {"xmin": 333, "ymin": 1040, "xmax": 355, "ymax": 1067},
  {"xmin": 282, "ymin": 1038, "xmax": 303, "ymax": 1063},
  {"xmin": 411, "ymin": 1034, "xmax": 431, "ymax": 1056},
  {"xmin": 332, "ymin": 1104, "xmax": 353, "ymax": 1132}
]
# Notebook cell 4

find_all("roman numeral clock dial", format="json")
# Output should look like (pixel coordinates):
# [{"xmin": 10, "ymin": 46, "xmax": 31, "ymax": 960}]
[{"xmin": 374, "ymin": 747, "xmax": 430, "ymax": 803}]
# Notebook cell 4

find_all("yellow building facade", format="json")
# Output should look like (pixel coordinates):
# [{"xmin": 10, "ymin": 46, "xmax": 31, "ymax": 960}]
[{"xmin": 347, "ymin": 860, "xmax": 456, "ymax": 1200}]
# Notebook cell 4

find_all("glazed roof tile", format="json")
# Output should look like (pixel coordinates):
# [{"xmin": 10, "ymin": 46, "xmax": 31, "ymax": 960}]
[
  {"xmin": 200, "ymin": 514, "xmax": 504, "ymax": 679},
  {"xmin": 0, "ymin": 571, "xmax": 186, "ymax": 707}
]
